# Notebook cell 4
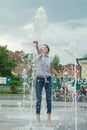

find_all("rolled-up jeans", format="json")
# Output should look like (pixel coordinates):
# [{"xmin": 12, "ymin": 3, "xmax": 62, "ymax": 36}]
[{"xmin": 35, "ymin": 76, "xmax": 52, "ymax": 115}]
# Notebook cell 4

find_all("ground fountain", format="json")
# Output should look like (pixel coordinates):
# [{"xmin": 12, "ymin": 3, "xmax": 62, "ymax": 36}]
[
  {"xmin": 14, "ymin": 7, "xmax": 52, "ymax": 130},
  {"xmin": 0, "ymin": 7, "xmax": 87, "ymax": 130},
  {"xmin": 33, "ymin": 7, "xmax": 48, "ymax": 42},
  {"xmin": 22, "ymin": 68, "xmax": 28, "ymax": 109},
  {"xmin": 64, "ymin": 39, "xmax": 78, "ymax": 130}
]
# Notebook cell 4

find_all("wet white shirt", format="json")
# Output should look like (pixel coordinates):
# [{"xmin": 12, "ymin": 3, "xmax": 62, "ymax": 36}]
[{"xmin": 36, "ymin": 54, "xmax": 53, "ymax": 77}]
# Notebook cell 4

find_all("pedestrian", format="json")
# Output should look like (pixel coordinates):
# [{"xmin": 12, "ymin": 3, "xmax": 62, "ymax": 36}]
[
  {"xmin": 77, "ymin": 86, "xmax": 86, "ymax": 102},
  {"xmin": 33, "ymin": 40, "xmax": 59, "ymax": 126}
]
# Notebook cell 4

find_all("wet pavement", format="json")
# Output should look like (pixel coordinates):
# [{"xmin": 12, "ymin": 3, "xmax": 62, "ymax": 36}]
[{"xmin": 0, "ymin": 94, "xmax": 87, "ymax": 130}]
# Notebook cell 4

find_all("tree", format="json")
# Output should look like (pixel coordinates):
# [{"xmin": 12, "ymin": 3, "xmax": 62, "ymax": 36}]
[
  {"xmin": 0, "ymin": 45, "xmax": 17, "ymax": 77},
  {"xmin": 53, "ymin": 54, "xmax": 62, "ymax": 73}
]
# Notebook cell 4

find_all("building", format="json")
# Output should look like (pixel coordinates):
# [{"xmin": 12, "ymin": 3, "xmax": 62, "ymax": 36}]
[
  {"xmin": 77, "ymin": 58, "xmax": 87, "ymax": 79},
  {"xmin": 60, "ymin": 63, "xmax": 80, "ymax": 78},
  {"xmin": 8, "ymin": 50, "xmax": 28, "ymax": 77}
]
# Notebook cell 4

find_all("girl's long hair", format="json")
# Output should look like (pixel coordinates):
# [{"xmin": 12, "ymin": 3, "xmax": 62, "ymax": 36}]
[
  {"xmin": 38, "ymin": 44, "xmax": 50, "ymax": 60},
  {"xmin": 42, "ymin": 44, "xmax": 50, "ymax": 53}
]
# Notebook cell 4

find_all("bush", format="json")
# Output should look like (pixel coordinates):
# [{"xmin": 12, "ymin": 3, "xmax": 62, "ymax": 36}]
[
  {"xmin": 0, "ymin": 90, "xmax": 11, "ymax": 94},
  {"xmin": 9, "ymin": 80, "xmax": 22, "ymax": 94}
]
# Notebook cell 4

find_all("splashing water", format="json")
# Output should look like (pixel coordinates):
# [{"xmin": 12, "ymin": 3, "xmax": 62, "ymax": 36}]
[
  {"xmin": 22, "ymin": 69, "xmax": 28, "ymax": 108},
  {"xmin": 64, "ymin": 38, "xmax": 78, "ymax": 130},
  {"xmin": 33, "ymin": 7, "xmax": 48, "ymax": 42},
  {"xmin": 27, "ymin": 7, "xmax": 50, "ymax": 129},
  {"xmin": 65, "ymin": 38, "xmax": 78, "ymax": 58},
  {"xmin": 22, "ymin": 7, "xmax": 48, "ymax": 54}
]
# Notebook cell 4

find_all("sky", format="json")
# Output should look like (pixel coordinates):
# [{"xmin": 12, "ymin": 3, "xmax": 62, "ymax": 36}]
[{"xmin": 0, "ymin": 0, "xmax": 87, "ymax": 64}]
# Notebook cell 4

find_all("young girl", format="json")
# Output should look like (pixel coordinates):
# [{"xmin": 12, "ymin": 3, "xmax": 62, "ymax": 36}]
[{"xmin": 33, "ymin": 40, "xmax": 59, "ymax": 126}]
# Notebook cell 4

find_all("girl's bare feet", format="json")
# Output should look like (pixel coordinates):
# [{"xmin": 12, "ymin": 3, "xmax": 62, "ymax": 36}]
[
  {"xmin": 47, "ymin": 114, "xmax": 51, "ymax": 126},
  {"xmin": 36, "ymin": 114, "xmax": 40, "ymax": 126}
]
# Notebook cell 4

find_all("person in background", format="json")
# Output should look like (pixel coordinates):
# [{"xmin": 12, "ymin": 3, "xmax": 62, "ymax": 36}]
[
  {"xmin": 77, "ymin": 86, "xmax": 86, "ymax": 102},
  {"xmin": 33, "ymin": 40, "xmax": 60, "ymax": 126}
]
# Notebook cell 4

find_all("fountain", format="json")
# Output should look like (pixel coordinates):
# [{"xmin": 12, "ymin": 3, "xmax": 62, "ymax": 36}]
[
  {"xmin": 33, "ymin": 7, "xmax": 48, "ymax": 42},
  {"xmin": 16, "ymin": 7, "xmax": 53, "ymax": 130},
  {"xmin": 11, "ymin": 8, "xmax": 86, "ymax": 130},
  {"xmin": 29, "ymin": 7, "xmax": 54, "ymax": 130},
  {"xmin": 62, "ymin": 71, "xmax": 69, "ymax": 109},
  {"xmin": 22, "ymin": 69, "xmax": 28, "ymax": 106},
  {"xmin": 0, "ymin": 7, "xmax": 87, "ymax": 130},
  {"xmin": 64, "ymin": 39, "xmax": 78, "ymax": 130}
]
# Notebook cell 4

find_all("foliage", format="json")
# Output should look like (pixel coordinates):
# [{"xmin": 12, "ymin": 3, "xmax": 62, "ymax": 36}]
[
  {"xmin": 9, "ymin": 80, "xmax": 22, "ymax": 94},
  {"xmin": 0, "ymin": 45, "xmax": 17, "ymax": 77},
  {"xmin": 53, "ymin": 54, "xmax": 62, "ymax": 73},
  {"xmin": 0, "ymin": 90, "xmax": 11, "ymax": 94}
]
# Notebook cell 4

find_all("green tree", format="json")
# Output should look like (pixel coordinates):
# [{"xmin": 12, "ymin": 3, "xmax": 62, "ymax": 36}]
[
  {"xmin": 0, "ymin": 45, "xmax": 17, "ymax": 77},
  {"xmin": 53, "ymin": 54, "xmax": 62, "ymax": 73},
  {"xmin": 9, "ymin": 80, "xmax": 22, "ymax": 94}
]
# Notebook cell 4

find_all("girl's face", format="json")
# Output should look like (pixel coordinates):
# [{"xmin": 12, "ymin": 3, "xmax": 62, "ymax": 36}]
[{"xmin": 41, "ymin": 45, "xmax": 49, "ymax": 54}]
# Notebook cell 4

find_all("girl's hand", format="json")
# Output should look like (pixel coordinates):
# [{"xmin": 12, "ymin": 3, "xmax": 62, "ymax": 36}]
[{"xmin": 33, "ymin": 40, "xmax": 38, "ymax": 45}]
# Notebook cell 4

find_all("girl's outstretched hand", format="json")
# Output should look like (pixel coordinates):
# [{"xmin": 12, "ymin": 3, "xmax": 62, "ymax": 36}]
[{"xmin": 33, "ymin": 40, "xmax": 38, "ymax": 45}]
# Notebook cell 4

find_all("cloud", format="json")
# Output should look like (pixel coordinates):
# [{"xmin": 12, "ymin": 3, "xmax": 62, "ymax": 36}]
[
  {"xmin": 0, "ymin": 18, "xmax": 87, "ymax": 65},
  {"xmin": 0, "ymin": 34, "xmax": 23, "ymax": 51},
  {"xmin": 23, "ymin": 23, "xmax": 33, "ymax": 30},
  {"xmin": 40, "ymin": 19, "xmax": 87, "ymax": 64}
]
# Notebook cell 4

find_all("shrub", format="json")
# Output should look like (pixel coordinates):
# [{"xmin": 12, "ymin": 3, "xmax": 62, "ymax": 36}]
[
  {"xmin": 9, "ymin": 80, "xmax": 22, "ymax": 94},
  {"xmin": 0, "ymin": 90, "xmax": 11, "ymax": 94}
]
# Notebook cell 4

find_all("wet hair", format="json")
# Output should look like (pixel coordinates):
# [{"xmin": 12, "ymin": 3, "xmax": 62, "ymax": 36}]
[
  {"xmin": 38, "ymin": 44, "xmax": 50, "ymax": 60},
  {"xmin": 42, "ymin": 44, "xmax": 50, "ymax": 53}
]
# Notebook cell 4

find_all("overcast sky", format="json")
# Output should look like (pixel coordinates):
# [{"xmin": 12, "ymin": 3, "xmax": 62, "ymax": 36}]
[{"xmin": 0, "ymin": 0, "xmax": 87, "ymax": 64}]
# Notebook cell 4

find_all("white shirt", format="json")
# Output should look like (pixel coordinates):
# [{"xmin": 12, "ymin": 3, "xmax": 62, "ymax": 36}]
[{"xmin": 36, "ymin": 54, "xmax": 53, "ymax": 77}]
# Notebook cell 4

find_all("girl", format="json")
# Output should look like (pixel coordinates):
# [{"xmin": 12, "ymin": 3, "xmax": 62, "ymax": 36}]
[{"xmin": 33, "ymin": 40, "xmax": 59, "ymax": 126}]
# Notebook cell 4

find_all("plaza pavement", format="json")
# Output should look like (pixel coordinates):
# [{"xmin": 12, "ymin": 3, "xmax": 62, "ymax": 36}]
[{"xmin": 0, "ymin": 94, "xmax": 87, "ymax": 130}]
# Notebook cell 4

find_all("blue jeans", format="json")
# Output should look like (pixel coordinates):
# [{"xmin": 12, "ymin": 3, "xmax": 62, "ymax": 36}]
[{"xmin": 35, "ymin": 76, "xmax": 52, "ymax": 114}]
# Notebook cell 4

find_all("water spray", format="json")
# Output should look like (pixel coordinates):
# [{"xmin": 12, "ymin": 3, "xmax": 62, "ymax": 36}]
[
  {"xmin": 28, "ymin": 7, "xmax": 48, "ymax": 129},
  {"xmin": 64, "ymin": 39, "xmax": 78, "ymax": 130}
]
